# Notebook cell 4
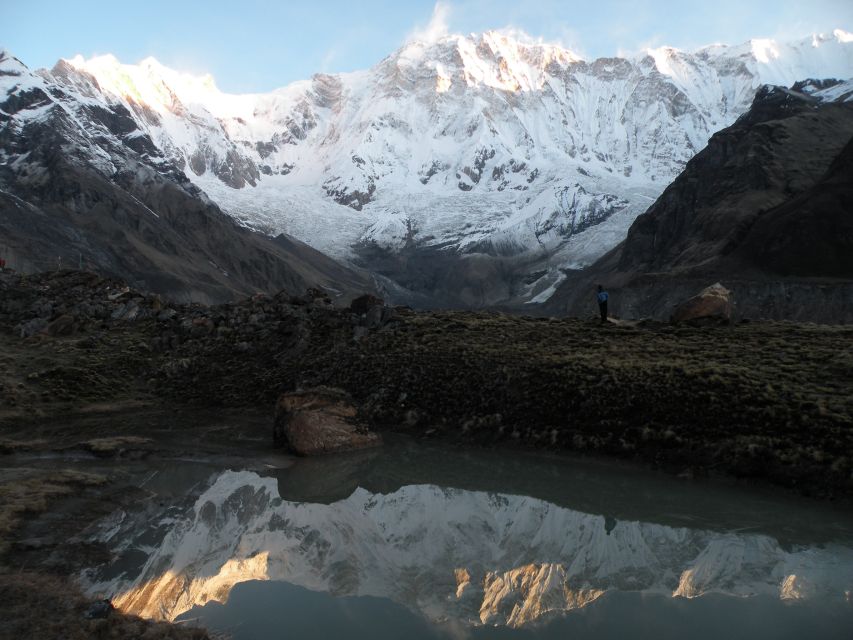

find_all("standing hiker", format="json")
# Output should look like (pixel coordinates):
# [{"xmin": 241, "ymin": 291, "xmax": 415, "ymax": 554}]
[{"xmin": 597, "ymin": 285, "xmax": 609, "ymax": 323}]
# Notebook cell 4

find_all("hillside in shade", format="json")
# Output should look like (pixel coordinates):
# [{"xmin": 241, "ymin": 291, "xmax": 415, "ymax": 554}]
[{"xmin": 542, "ymin": 79, "xmax": 853, "ymax": 322}]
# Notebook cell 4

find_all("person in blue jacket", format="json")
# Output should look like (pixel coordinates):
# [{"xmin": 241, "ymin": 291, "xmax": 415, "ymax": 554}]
[{"xmin": 597, "ymin": 285, "xmax": 609, "ymax": 323}]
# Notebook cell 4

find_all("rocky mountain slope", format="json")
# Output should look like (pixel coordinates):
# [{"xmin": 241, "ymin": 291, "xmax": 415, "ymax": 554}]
[
  {"xmin": 3, "ymin": 30, "xmax": 851, "ymax": 306},
  {"xmin": 542, "ymin": 80, "xmax": 853, "ymax": 322},
  {"xmin": 0, "ymin": 52, "xmax": 371, "ymax": 304}
]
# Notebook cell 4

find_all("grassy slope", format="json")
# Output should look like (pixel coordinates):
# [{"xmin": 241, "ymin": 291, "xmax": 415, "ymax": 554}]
[
  {"xmin": 152, "ymin": 306, "xmax": 853, "ymax": 498},
  {"xmin": 2, "ymin": 276, "xmax": 851, "ymax": 500}
]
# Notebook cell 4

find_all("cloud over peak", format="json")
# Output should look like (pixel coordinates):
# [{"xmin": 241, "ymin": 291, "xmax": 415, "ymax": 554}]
[{"xmin": 407, "ymin": 1, "xmax": 452, "ymax": 44}]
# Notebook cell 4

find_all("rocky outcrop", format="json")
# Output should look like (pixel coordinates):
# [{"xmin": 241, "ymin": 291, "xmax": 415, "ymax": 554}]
[
  {"xmin": 671, "ymin": 283, "xmax": 732, "ymax": 325},
  {"xmin": 348, "ymin": 293, "xmax": 397, "ymax": 337},
  {"xmin": 349, "ymin": 294, "xmax": 384, "ymax": 315},
  {"xmin": 2, "ymin": 270, "xmax": 178, "ymax": 338},
  {"xmin": 273, "ymin": 387, "xmax": 382, "ymax": 455}
]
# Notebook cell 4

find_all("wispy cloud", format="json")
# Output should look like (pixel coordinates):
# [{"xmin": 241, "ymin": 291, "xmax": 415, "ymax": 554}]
[
  {"xmin": 320, "ymin": 47, "xmax": 338, "ymax": 73},
  {"xmin": 553, "ymin": 25, "xmax": 588, "ymax": 59},
  {"xmin": 407, "ymin": 1, "xmax": 452, "ymax": 43}
]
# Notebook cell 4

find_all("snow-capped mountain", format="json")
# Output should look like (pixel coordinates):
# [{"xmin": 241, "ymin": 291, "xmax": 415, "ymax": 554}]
[
  {"xmin": 0, "ymin": 51, "xmax": 371, "ymax": 302},
  {"xmin": 3, "ymin": 29, "xmax": 852, "ymax": 304},
  {"xmin": 84, "ymin": 470, "xmax": 853, "ymax": 627}
]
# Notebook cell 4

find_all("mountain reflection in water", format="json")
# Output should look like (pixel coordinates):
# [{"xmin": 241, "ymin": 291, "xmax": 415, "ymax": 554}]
[{"xmin": 83, "ymin": 442, "xmax": 853, "ymax": 632}]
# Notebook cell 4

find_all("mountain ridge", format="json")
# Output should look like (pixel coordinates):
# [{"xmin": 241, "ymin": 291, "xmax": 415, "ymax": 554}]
[
  {"xmin": 0, "ymin": 50, "xmax": 372, "ymax": 303},
  {"xmin": 3, "ymin": 29, "xmax": 852, "ymax": 306}
]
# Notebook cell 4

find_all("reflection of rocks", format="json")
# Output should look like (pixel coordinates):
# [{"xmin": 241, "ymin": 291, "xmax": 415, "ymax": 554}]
[
  {"xmin": 274, "ymin": 447, "xmax": 381, "ymax": 504},
  {"xmin": 480, "ymin": 564, "xmax": 605, "ymax": 626},
  {"xmin": 273, "ymin": 387, "xmax": 382, "ymax": 455},
  {"xmin": 671, "ymin": 283, "xmax": 732, "ymax": 325},
  {"xmin": 87, "ymin": 472, "xmax": 853, "ymax": 627},
  {"xmin": 454, "ymin": 563, "xmax": 604, "ymax": 626}
]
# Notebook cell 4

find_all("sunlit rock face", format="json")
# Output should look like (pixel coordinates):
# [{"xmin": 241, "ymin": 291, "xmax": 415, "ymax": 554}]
[{"xmin": 83, "ymin": 470, "xmax": 853, "ymax": 628}]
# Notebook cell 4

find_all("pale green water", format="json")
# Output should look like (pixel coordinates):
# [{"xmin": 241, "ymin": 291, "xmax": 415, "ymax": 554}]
[{"xmin": 78, "ymin": 438, "xmax": 853, "ymax": 639}]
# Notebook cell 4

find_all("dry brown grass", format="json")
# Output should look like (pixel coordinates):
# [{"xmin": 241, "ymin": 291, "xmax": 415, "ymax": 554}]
[
  {"xmin": 0, "ymin": 438, "xmax": 49, "ymax": 454},
  {"xmin": 0, "ymin": 469, "xmax": 106, "ymax": 556}
]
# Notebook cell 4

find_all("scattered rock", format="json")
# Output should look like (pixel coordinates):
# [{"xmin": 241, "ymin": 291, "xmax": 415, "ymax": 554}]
[
  {"xmin": 84, "ymin": 599, "xmax": 114, "ymax": 619},
  {"xmin": 364, "ymin": 304, "xmax": 384, "ymax": 329},
  {"xmin": 107, "ymin": 287, "xmax": 131, "ymax": 301},
  {"xmin": 671, "ymin": 283, "xmax": 732, "ymax": 325},
  {"xmin": 305, "ymin": 287, "xmax": 332, "ymax": 305},
  {"xmin": 157, "ymin": 308, "xmax": 177, "ymax": 321},
  {"xmin": 46, "ymin": 314, "xmax": 76, "ymax": 337},
  {"xmin": 79, "ymin": 436, "xmax": 152, "ymax": 458},
  {"xmin": 273, "ymin": 387, "xmax": 382, "ymax": 455},
  {"xmin": 17, "ymin": 317, "xmax": 48, "ymax": 338},
  {"xmin": 353, "ymin": 326, "xmax": 370, "ymax": 341},
  {"xmin": 350, "ymin": 294, "xmax": 384, "ymax": 316}
]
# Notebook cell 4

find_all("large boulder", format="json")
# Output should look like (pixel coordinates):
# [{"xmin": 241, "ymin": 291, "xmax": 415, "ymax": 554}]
[
  {"xmin": 273, "ymin": 387, "xmax": 382, "ymax": 455},
  {"xmin": 349, "ymin": 294, "xmax": 384, "ymax": 316},
  {"xmin": 671, "ymin": 283, "xmax": 732, "ymax": 325}
]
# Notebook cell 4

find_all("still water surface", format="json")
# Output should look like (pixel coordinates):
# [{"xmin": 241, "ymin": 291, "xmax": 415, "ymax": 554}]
[{"xmin": 83, "ymin": 438, "xmax": 853, "ymax": 638}]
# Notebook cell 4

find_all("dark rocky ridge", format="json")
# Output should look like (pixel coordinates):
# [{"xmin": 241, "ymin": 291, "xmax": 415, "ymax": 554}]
[{"xmin": 542, "ymin": 85, "xmax": 853, "ymax": 322}]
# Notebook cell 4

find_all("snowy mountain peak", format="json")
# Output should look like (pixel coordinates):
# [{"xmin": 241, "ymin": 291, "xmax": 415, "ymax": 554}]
[
  {"xmin": 392, "ymin": 29, "xmax": 583, "ymax": 94},
  {"xmin": 0, "ymin": 49, "xmax": 29, "ymax": 77},
  {"xmin": 63, "ymin": 53, "xmax": 227, "ymax": 115},
  {"xmin": 3, "ymin": 28, "xmax": 852, "ymax": 306},
  {"xmin": 65, "ymin": 53, "xmax": 168, "ymax": 111}
]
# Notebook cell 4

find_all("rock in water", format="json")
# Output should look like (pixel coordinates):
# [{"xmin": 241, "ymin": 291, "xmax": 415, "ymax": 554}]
[
  {"xmin": 273, "ymin": 387, "xmax": 382, "ymax": 455},
  {"xmin": 671, "ymin": 283, "xmax": 732, "ymax": 325}
]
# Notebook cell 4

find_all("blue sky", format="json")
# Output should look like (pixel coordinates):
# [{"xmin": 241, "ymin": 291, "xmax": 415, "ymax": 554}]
[{"xmin": 3, "ymin": 0, "xmax": 852, "ymax": 93}]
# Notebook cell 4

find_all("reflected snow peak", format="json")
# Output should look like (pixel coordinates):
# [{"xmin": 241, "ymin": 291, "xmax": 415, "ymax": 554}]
[{"xmin": 86, "ymin": 469, "xmax": 853, "ymax": 627}]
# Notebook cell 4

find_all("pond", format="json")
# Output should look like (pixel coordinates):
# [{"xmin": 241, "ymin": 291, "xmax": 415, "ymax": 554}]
[{"xmin": 82, "ymin": 437, "xmax": 853, "ymax": 638}]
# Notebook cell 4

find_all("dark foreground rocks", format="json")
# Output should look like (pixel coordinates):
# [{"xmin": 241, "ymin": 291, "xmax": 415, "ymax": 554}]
[{"xmin": 274, "ymin": 387, "xmax": 382, "ymax": 455}]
